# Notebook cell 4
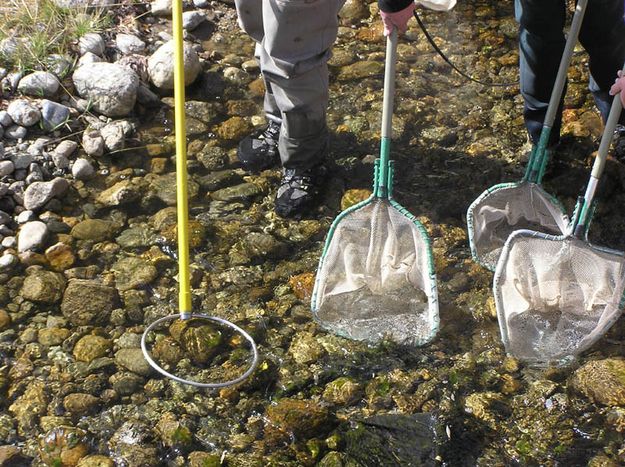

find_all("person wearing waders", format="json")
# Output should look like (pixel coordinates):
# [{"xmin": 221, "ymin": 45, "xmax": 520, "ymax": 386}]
[
  {"xmin": 234, "ymin": 0, "xmax": 428, "ymax": 218},
  {"xmin": 515, "ymin": 0, "xmax": 625, "ymax": 159}
]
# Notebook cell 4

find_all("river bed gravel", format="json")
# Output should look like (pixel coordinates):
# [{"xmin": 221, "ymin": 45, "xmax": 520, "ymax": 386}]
[{"xmin": 2, "ymin": 0, "xmax": 625, "ymax": 466}]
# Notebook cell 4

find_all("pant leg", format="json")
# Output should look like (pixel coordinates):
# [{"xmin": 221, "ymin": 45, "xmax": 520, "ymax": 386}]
[
  {"xmin": 234, "ymin": 0, "xmax": 281, "ymax": 122},
  {"xmin": 578, "ymin": 0, "xmax": 625, "ymax": 125},
  {"xmin": 515, "ymin": 0, "xmax": 567, "ymax": 145},
  {"xmin": 260, "ymin": 0, "xmax": 345, "ymax": 169}
]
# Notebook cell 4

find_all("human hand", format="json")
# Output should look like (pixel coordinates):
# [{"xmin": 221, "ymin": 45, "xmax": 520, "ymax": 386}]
[
  {"xmin": 609, "ymin": 70, "xmax": 625, "ymax": 108},
  {"xmin": 380, "ymin": 3, "xmax": 416, "ymax": 36}
]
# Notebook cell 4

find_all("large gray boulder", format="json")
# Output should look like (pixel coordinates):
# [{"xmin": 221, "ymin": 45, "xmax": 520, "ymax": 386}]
[{"xmin": 72, "ymin": 62, "xmax": 140, "ymax": 117}]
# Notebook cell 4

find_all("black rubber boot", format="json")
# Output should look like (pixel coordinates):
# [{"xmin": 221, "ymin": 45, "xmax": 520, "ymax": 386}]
[
  {"xmin": 274, "ymin": 163, "xmax": 327, "ymax": 218},
  {"xmin": 237, "ymin": 120, "xmax": 281, "ymax": 172}
]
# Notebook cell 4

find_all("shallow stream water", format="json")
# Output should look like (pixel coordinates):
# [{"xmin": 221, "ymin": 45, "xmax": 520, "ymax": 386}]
[{"xmin": 4, "ymin": 1, "xmax": 625, "ymax": 466}]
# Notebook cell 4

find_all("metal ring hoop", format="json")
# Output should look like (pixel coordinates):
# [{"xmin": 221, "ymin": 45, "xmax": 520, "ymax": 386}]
[{"xmin": 141, "ymin": 313, "xmax": 259, "ymax": 388}]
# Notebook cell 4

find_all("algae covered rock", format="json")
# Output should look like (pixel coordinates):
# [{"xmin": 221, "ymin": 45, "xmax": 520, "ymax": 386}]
[
  {"xmin": 288, "ymin": 332, "xmax": 326, "ymax": 365},
  {"xmin": 39, "ymin": 426, "xmax": 89, "ymax": 467},
  {"xmin": 323, "ymin": 377, "xmax": 364, "ymax": 406},
  {"xmin": 169, "ymin": 318, "xmax": 223, "ymax": 365},
  {"xmin": 571, "ymin": 358, "xmax": 625, "ymax": 406},
  {"xmin": 73, "ymin": 335, "xmax": 112, "ymax": 362},
  {"xmin": 342, "ymin": 413, "xmax": 440, "ymax": 466},
  {"xmin": 266, "ymin": 398, "xmax": 335, "ymax": 439},
  {"xmin": 111, "ymin": 256, "xmax": 158, "ymax": 291},
  {"xmin": 71, "ymin": 219, "xmax": 121, "ymax": 242}
]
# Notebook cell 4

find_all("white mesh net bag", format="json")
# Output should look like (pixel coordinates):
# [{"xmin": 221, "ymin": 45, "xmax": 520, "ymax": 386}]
[
  {"xmin": 494, "ymin": 232, "xmax": 625, "ymax": 364},
  {"xmin": 312, "ymin": 198, "xmax": 438, "ymax": 346},
  {"xmin": 467, "ymin": 182, "xmax": 569, "ymax": 271}
]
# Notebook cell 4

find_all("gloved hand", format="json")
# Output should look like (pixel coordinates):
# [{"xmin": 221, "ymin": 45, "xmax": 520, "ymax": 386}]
[
  {"xmin": 380, "ymin": 2, "xmax": 416, "ymax": 36},
  {"xmin": 610, "ymin": 70, "xmax": 625, "ymax": 108}
]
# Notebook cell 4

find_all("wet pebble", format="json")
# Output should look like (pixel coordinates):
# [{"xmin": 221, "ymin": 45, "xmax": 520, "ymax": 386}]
[
  {"xmin": 115, "ymin": 348, "xmax": 153, "ymax": 377},
  {"xmin": 571, "ymin": 358, "xmax": 625, "ymax": 406},
  {"xmin": 73, "ymin": 335, "xmax": 112, "ymax": 363}
]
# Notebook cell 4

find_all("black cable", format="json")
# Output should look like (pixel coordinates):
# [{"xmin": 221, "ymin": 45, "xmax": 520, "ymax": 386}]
[{"xmin": 413, "ymin": 9, "xmax": 518, "ymax": 88}]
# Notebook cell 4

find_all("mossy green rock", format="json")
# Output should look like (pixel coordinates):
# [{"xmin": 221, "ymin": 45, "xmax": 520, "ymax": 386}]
[
  {"xmin": 156, "ymin": 412, "xmax": 193, "ymax": 448},
  {"xmin": 115, "ymin": 348, "xmax": 153, "ymax": 377},
  {"xmin": 147, "ymin": 172, "xmax": 199, "ymax": 206},
  {"xmin": 571, "ymin": 358, "xmax": 625, "ymax": 406},
  {"xmin": 337, "ymin": 61, "xmax": 384, "ymax": 82},
  {"xmin": 76, "ymin": 455, "xmax": 115, "ymax": 467},
  {"xmin": 63, "ymin": 393, "xmax": 100, "ymax": 415},
  {"xmin": 343, "ymin": 414, "xmax": 439, "ymax": 466},
  {"xmin": 210, "ymin": 182, "xmax": 263, "ymax": 203},
  {"xmin": 266, "ymin": 398, "xmax": 335, "ymax": 439},
  {"xmin": 323, "ymin": 377, "xmax": 364, "ymax": 406},
  {"xmin": 289, "ymin": 332, "xmax": 326, "ymax": 365},
  {"xmin": 188, "ymin": 452, "xmax": 222, "ymax": 467},
  {"xmin": 116, "ymin": 225, "xmax": 158, "ymax": 249},
  {"xmin": 169, "ymin": 319, "xmax": 223, "ymax": 365}
]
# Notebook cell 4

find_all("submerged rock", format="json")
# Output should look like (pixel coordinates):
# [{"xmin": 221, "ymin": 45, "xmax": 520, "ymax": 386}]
[
  {"xmin": 71, "ymin": 219, "xmax": 121, "ymax": 242},
  {"xmin": 571, "ymin": 358, "xmax": 625, "ymax": 406},
  {"xmin": 266, "ymin": 398, "xmax": 335, "ymax": 439},
  {"xmin": 342, "ymin": 413, "xmax": 441, "ymax": 466},
  {"xmin": 111, "ymin": 256, "xmax": 158, "ymax": 291},
  {"xmin": 61, "ymin": 279, "xmax": 119, "ymax": 325},
  {"xmin": 21, "ymin": 269, "xmax": 66, "ymax": 303}
]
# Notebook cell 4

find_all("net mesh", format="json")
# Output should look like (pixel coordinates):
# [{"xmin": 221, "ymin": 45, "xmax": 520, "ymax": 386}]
[
  {"xmin": 468, "ymin": 182, "xmax": 569, "ymax": 270},
  {"xmin": 312, "ymin": 198, "xmax": 438, "ymax": 346},
  {"xmin": 494, "ymin": 233, "xmax": 625, "ymax": 364}
]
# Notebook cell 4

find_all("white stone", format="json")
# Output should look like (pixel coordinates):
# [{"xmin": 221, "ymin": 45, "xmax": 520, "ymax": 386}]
[
  {"xmin": 79, "ymin": 33, "xmax": 105, "ymax": 56},
  {"xmin": 182, "ymin": 11, "xmax": 206, "ymax": 31},
  {"xmin": 23, "ymin": 178, "xmax": 70, "ymax": 211},
  {"xmin": 116, "ymin": 34, "xmax": 146, "ymax": 55},
  {"xmin": 72, "ymin": 158, "xmax": 95, "ymax": 180},
  {"xmin": 0, "ymin": 161, "xmax": 15, "ymax": 177},
  {"xmin": 17, "ymin": 71, "xmax": 60, "ymax": 98},
  {"xmin": 73, "ymin": 62, "xmax": 140, "ymax": 117},
  {"xmin": 1, "ymin": 237, "xmax": 16, "ymax": 248},
  {"xmin": 0, "ymin": 253, "xmax": 18, "ymax": 270},
  {"xmin": 18, "ymin": 221, "xmax": 49, "ymax": 252},
  {"xmin": 147, "ymin": 40, "xmax": 201, "ymax": 90},
  {"xmin": 82, "ymin": 129, "xmax": 105, "ymax": 157},
  {"xmin": 54, "ymin": 140, "xmax": 78, "ymax": 159},
  {"xmin": 7, "ymin": 99, "xmax": 41, "ymax": 127},
  {"xmin": 16, "ymin": 210, "xmax": 35, "ymax": 224},
  {"xmin": 78, "ymin": 51, "xmax": 104, "ymax": 67},
  {"xmin": 151, "ymin": 0, "xmax": 172, "ymax": 16}
]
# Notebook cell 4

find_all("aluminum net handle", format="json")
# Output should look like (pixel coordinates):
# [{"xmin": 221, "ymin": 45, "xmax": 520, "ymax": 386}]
[
  {"xmin": 574, "ymin": 59, "xmax": 625, "ymax": 237},
  {"xmin": 141, "ymin": 314, "xmax": 259, "ymax": 389}
]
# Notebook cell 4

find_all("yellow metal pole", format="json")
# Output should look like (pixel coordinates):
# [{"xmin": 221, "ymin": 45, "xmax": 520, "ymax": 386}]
[{"xmin": 172, "ymin": 0, "xmax": 192, "ymax": 315}]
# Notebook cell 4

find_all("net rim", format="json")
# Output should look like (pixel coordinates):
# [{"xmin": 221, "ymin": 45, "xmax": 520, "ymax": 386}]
[
  {"xmin": 310, "ymin": 197, "xmax": 440, "ymax": 345},
  {"xmin": 467, "ymin": 181, "xmax": 569, "ymax": 270},
  {"xmin": 493, "ymin": 229, "xmax": 625, "ymax": 363}
]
